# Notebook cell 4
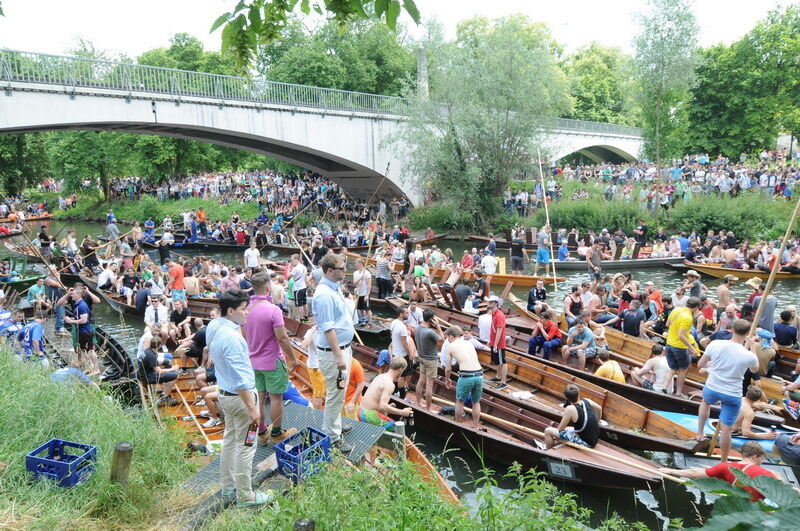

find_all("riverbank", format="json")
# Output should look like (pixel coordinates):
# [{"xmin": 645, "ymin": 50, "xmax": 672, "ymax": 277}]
[
  {"xmin": 411, "ymin": 187, "xmax": 798, "ymax": 240},
  {"xmin": 0, "ymin": 347, "xmax": 195, "ymax": 529}
]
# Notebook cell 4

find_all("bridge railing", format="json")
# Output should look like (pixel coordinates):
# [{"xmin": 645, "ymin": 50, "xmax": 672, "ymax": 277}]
[{"xmin": 0, "ymin": 48, "xmax": 642, "ymax": 136}]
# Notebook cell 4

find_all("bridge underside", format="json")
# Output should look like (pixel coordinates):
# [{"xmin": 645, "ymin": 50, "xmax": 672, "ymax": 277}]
[
  {"xmin": 556, "ymin": 144, "xmax": 638, "ymax": 164},
  {"xmin": 3, "ymin": 122, "xmax": 407, "ymax": 202}
]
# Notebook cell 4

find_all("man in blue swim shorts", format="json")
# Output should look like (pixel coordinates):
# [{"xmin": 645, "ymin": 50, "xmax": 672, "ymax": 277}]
[{"xmin": 443, "ymin": 326, "xmax": 484, "ymax": 430}]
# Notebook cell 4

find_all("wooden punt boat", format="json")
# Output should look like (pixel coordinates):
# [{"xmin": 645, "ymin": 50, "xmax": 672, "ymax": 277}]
[
  {"xmin": 551, "ymin": 256, "xmax": 683, "ymax": 271},
  {"xmin": 686, "ymin": 262, "xmax": 800, "ymax": 281},
  {"xmin": 146, "ymin": 323, "xmax": 459, "ymax": 505},
  {"xmin": 428, "ymin": 305, "xmax": 789, "ymax": 430},
  {"xmin": 777, "ymin": 346, "xmax": 800, "ymax": 377},
  {"xmin": 281, "ymin": 319, "xmax": 662, "ymax": 489},
  {"xmin": 79, "ymin": 273, "xmax": 220, "ymax": 320},
  {"xmin": 504, "ymin": 293, "xmax": 786, "ymax": 403},
  {"xmin": 0, "ymin": 213, "xmax": 53, "ymax": 224},
  {"xmin": 4, "ymin": 240, "xmax": 44, "ymax": 263}
]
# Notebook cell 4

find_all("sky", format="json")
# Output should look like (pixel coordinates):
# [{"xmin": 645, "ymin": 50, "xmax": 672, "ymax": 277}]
[{"xmin": 0, "ymin": 0, "xmax": 789, "ymax": 59}]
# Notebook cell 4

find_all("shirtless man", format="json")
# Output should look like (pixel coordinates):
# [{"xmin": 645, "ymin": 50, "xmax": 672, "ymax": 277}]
[
  {"xmin": 733, "ymin": 386, "xmax": 783, "ymax": 440},
  {"xmin": 443, "ymin": 326, "xmax": 484, "ymax": 430},
  {"xmin": 357, "ymin": 356, "xmax": 413, "ymax": 430},
  {"xmin": 716, "ymin": 274, "xmax": 737, "ymax": 312}
]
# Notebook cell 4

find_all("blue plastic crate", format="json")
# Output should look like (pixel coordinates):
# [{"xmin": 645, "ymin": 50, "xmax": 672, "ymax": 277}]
[
  {"xmin": 274, "ymin": 426, "xmax": 331, "ymax": 483},
  {"xmin": 26, "ymin": 438, "xmax": 97, "ymax": 487}
]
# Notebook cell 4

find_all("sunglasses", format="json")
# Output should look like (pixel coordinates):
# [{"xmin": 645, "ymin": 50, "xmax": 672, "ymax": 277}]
[{"xmin": 331, "ymin": 266, "xmax": 346, "ymax": 271}]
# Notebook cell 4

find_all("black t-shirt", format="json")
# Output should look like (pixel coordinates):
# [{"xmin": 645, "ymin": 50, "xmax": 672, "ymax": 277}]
[
  {"xmin": 635, "ymin": 225, "xmax": 648, "ymax": 244},
  {"xmin": 620, "ymin": 309, "xmax": 646, "ymax": 336},
  {"xmin": 510, "ymin": 239, "xmax": 525, "ymax": 258},
  {"xmin": 311, "ymin": 245, "xmax": 328, "ymax": 265},
  {"xmin": 191, "ymin": 327, "xmax": 207, "ymax": 351},
  {"xmin": 81, "ymin": 293, "xmax": 95, "ymax": 325},
  {"xmin": 122, "ymin": 274, "xmax": 139, "ymax": 290},
  {"xmin": 655, "ymin": 232, "xmax": 668, "ymax": 242},
  {"xmin": 684, "ymin": 249, "xmax": 697, "ymax": 262},
  {"xmin": 39, "ymin": 231, "xmax": 51, "ymax": 248},
  {"xmin": 135, "ymin": 288, "xmax": 150, "ymax": 313},
  {"xmin": 158, "ymin": 245, "xmax": 171, "ymax": 260},
  {"xmin": 774, "ymin": 322, "xmax": 797, "ymax": 347},
  {"xmin": 455, "ymin": 284, "xmax": 472, "ymax": 308},
  {"xmin": 140, "ymin": 348, "xmax": 158, "ymax": 380},
  {"xmin": 170, "ymin": 307, "xmax": 191, "ymax": 325}
]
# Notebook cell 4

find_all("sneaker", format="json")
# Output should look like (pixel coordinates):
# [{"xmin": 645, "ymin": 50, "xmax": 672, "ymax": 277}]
[
  {"xmin": 202, "ymin": 417, "xmax": 223, "ymax": 428},
  {"xmin": 495, "ymin": 383, "xmax": 508, "ymax": 390},
  {"xmin": 334, "ymin": 440, "xmax": 354, "ymax": 454},
  {"xmin": 157, "ymin": 394, "xmax": 179, "ymax": 407},
  {"xmin": 341, "ymin": 424, "xmax": 353, "ymax": 434},
  {"xmin": 195, "ymin": 399, "xmax": 206, "ymax": 407},
  {"xmin": 236, "ymin": 489, "xmax": 276, "ymax": 508},
  {"xmin": 198, "ymin": 410, "xmax": 211, "ymax": 418},
  {"xmin": 268, "ymin": 427, "xmax": 298, "ymax": 445},
  {"xmin": 55, "ymin": 329, "xmax": 70, "ymax": 337},
  {"xmin": 487, "ymin": 377, "xmax": 501, "ymax": 382}
]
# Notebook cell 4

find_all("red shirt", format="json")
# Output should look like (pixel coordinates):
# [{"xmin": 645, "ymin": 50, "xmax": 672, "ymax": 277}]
[
  {"xmin": 490, "ymin": 309, "xmax": 506, "ymax": 349},
  {"xmin": 705, "ymin": 462, "xmax": 776, "ymax": 501},
  {"xmin": 235, "ymin": 231, "xmax": 246, "ymax": 244},
  {"xmin": 0, "ymin": 226, "xmax": 8, "ymax": 235},
  {"xmin": 346, "ymin": 359, "xmax": 366, "ymax": 405},
  {"xmin": 169, "ymin": 264, "xmax": 185, "ymax": 290},
  {"xmin": 461, "ymin": 255, "xmax": 474, "ymax": 269},
  {"xmin": 543, "ymin": 320, "xmax": 563, "ymax": 340}
]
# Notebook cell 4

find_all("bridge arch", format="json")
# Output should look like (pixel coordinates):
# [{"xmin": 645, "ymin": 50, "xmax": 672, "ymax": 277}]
[{"xmin": 557, "ymin": 144, "xmax": 639, "ymax": 164}]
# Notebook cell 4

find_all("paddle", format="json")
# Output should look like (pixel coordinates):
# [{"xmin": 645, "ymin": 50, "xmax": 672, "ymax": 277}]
[
  {"xmin": 429, "ymin": 395, "xmax": 685, "ymax": 485},
  {"xmin": 536, "ymin": 147, "xmax": 558, "ymax": 291},
  {"xmin": 176, "ymin": 385, "xmax": 213, "ymax": 448}
]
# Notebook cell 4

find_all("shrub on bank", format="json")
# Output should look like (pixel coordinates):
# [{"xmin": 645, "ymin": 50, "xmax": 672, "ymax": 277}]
[
  {"xmin": 528, "ymin": 200, "xmax": 653, "ymax": 233},
  {"xmin": 409, "ymin": 205, "xmax": 478, "ymax": 232},
  {"xmin": 0, "ymin": 348, "xmax": 194, "ymax": 529}
]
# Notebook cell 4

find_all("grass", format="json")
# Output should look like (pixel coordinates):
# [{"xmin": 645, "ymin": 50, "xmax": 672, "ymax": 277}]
[
  {"xmin": 0, "ymin": 345, "xmax": 197, "ymax": 530},
  {"xmin": 206, "ymin": 457, "xmax": 649, "ymax": 531}
]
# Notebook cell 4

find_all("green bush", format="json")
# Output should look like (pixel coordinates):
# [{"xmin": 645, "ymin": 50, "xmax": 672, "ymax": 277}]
[
  {"xmin": 528, "ymin": 201, "xmax": 654, "ymax": 233},
  {"xmin": 0, "ymin": 347, "xmax": 194, "ymax": 528},
  {"xmin": 409, "ymin": 205, "xmax": 477, "ymax": 232},
  {"xmin": 667, "ymin": 193, "xmax": 792, "ymax": 240}
]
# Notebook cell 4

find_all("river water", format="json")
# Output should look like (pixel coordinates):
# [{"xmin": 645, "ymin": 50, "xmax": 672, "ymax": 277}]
[{"xmin": 15, "ymin": 220, "xmax": 794, "ymax": 528}]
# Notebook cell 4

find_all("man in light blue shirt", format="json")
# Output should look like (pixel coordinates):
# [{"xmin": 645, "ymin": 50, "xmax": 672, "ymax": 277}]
[
  {"xmin": 207, "ymin": 289, "xmax": 269, "ymax": 507},
  {"xmin": 311, "ymin": 254, "xmax": 355, "ymax": 452}
]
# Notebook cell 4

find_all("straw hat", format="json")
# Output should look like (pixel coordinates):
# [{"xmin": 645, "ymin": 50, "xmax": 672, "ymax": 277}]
[
  {"xmin": 722, "ymin": 274, "xmax": 739, "ymax": 282},
  {"xmin": 745, "ymin": 277, "xmax": 762, "ymax": 290},
  {"xmin": 683, "ymin": 270, "xmax": 700, "ymax": 278}
]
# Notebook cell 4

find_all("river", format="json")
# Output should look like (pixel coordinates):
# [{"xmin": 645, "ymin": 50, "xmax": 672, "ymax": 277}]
[{"xmin": 13, "ymin": 220, "xmax": 791, "ymax": 528}]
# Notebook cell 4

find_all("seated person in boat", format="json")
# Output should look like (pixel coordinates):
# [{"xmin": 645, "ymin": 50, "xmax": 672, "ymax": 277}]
[
  {"xmin": 116, "ymin": 267, "xmax": 140, "ymax": 306},
  {"xmin": 197, "ymin": 383, "xmax": 223, "ymax": 429},
  {"xmin": 631, "ymin": 344, "xmax": 671, "ymax": 393},
  {"xmin": 528, "ymin": 310, "xmax": 563, "ymax": 361},
  {"xmin": 139, "ymin": 336, "xmax": 179, "ymax": 407},
  {"xmin": 594, "ymin": 350, "xmax": 625, "ymax": 383},
  {"xmin": 733, "ymin": 386, "xmax": 784, "ymax": 441},
  {"xmin": 176, "ymin": 317, "xmax": 210, "ymax": 364},
  {"xmin": 27, "ymin": 278, "xmax": 52, "ymax": 314},
  {"xmin": 96, "ymin": 263, "xmax": 119, "ymax": 291},
  {"xmin": 544, "ymin": 384, "xmax": 601, "ymax": 449},
  {"xmin": 659, "ymin": 441, "xmax": 779, "ymax": 502},
  {"xmin": 357, "ymin": 356, "xmax": 412, "ymax": 431},
  {"xmin": 443, "ymin": 326, "xmax": 484, "ymax": 430},
  {"xmin": 526, "ymin": 279, "xmax": 548, "ymax": 315},
  {"xmin": 773, "ymin": 309, "xmax": 799, "ymax": 348},
  {"xmin": 562, "ymin": 321, "xmax": 597, "ymax": 370}
]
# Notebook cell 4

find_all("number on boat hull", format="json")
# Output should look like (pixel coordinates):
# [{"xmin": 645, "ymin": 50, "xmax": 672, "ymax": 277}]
[{"xmin": 544, "ymin": 459, "xmax": 576, "ymax": 480}]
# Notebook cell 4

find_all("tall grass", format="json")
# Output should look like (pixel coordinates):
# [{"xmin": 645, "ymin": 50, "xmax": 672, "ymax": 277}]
[{"xmin": 0, "ymin": 346, "xmax": 195, "ymax": 529}]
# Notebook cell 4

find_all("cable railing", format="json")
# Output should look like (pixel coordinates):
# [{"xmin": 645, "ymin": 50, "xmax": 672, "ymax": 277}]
[{"xmin": 0, "ymin": 48, "xmax": 644, "ymax": 137}]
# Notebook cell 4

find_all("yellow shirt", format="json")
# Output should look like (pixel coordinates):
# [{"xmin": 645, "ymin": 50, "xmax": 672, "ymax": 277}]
[
  {"xmin": 667, "ymin": 307, "xmax": 694, "ymax": 349},
  {"xmin": 595, "ymin": 360, "xmax": 626, "ymax": 383}
]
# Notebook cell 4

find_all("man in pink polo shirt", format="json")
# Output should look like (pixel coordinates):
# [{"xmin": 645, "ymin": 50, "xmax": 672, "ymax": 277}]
[{"xmin": 246, "ymin": 271, "xmax": 298, "ymax": 444}]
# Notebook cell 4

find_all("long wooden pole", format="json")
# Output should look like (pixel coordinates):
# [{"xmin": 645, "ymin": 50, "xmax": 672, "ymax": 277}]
[
  {"xmin": 429, "ymin": 395, "xmax": 685, "ymax": 484},
  {"xmin": 748, "ymin": 196, "xmax": 800, "ymax": 335},
  {"xmin": 536, "ymin": 148, "xmax": 558, "ymax": 291}
]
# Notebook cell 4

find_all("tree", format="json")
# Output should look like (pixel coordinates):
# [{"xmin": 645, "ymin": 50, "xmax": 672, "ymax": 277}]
[
  {"xmin": 563, "ymin": 43, "xmax": 641, "ymax": 126},
  {"xmin": 45, "ymin": 131, "xmax": 132, "ymax": 198},
  {"xmin": 392, "ymin": 16, "xmax": 570, "ymax": 228},
  {"xmin": 634, "ymin": 0, "xmax": 698, "ymax": 164},
  {"xmin": 212, "ymin": 0, "xmax": 421, "ymax": 71},
  {"xmin": 0, "ymin": 134, "xmax": 49, "ymax": 195}
]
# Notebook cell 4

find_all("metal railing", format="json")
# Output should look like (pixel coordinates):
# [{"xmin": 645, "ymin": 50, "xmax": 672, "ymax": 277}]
[{"xmin": 0, "ymin": 48, "xmax": 643, "ymax": 137}]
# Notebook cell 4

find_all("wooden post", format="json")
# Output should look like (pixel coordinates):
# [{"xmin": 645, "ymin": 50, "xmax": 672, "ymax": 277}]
[{"xmin": 109, "ymin": 442, "xmax": 134, "ymax": 487}]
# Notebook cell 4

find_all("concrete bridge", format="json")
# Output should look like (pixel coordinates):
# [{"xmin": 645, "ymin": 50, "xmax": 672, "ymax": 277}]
[{"xmin": 0, "ymin": 49, "xmax": 644, "ymax": 205}]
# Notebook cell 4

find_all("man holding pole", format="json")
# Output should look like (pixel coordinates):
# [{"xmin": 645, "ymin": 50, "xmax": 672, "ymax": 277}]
[{"xmin": 533, "ymin": 225, "xmax": 551, "ymax": 278}]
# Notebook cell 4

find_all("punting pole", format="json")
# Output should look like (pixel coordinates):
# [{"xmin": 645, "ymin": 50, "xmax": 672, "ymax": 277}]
[
  {"xmin": 430, "ymin": 395, "xmax": 685, "ymax": 484},
  {"xmin": 537, "ymin": 147, "xmax": 558, "ymax": 291}
]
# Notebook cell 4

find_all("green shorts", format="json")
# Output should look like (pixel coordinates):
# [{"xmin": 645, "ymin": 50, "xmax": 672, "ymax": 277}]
[{"xmin": 254, "ymin": 360, "xmax": 289, "ymax": 395}]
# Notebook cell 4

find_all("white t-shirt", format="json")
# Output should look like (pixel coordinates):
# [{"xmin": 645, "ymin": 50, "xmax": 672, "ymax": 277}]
[
  {"xmin": 481, "ymin": 255, "xmax": 497, "ymax": 274},
  {"xmin": 478, "ymin": 313, "xmax": 492, "ymax": 342},
  {"xmin": 291, "ymin": 263, "xmax": 307, "ymax": 291},
  {"xmin": 650, "ymin": 356, "xmax": 670, "ymax": 393},
  {"xmin": 353, "ymin": 269, "xmax": 372, "ymax": 297},
  {"xmin": 703, "ymin": 340, "xmax": 759, "ymax": 397},
  {"xmin": 97, "ymin": 268, "xmax": 117, "ymax": 288},
  {"xmin": 390, "ymin": 319, "xmax": 409, "ymax": 357},
  {"xmin": 405, "ymin": 307, "xmax": 424, "ymax": 328},
  {"xmin": 243, "ymin": 248, "xmax": 260, "ymax": 268}
]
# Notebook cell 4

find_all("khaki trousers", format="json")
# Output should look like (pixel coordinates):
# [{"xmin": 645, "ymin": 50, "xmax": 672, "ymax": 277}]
[
  {"xmin": 219, "ymin": 391, "xmax": 259, "ymax": 496},
  {"xmin": 317, "ymin": 345, "xmax": 352, "ymax": 443}
]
